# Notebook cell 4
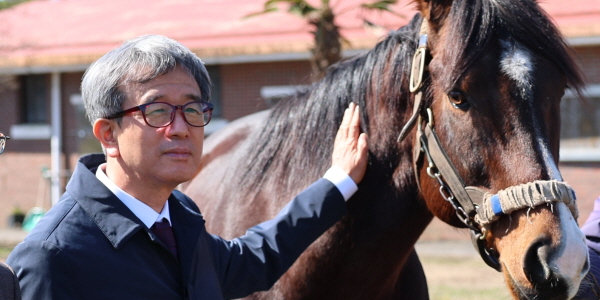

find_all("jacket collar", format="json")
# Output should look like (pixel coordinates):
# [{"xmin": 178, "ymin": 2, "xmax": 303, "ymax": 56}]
[
  {"xmin": 66, "ymin": 154, "xmax": 146, "ymax": 249},
  {"xmin": 67, "ymin": 154, "xmax": 205, "ymax": 273}
]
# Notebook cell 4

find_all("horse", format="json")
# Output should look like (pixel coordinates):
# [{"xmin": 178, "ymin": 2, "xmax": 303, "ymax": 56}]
[{"xmin": 183, "ymin": 0, "xmax": 590, "ymax": 299}]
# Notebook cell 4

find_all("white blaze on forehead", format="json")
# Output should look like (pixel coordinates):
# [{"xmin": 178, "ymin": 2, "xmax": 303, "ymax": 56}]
[
  {"xmin": 500, "ymin": 39, "xmax": 563, "ymax": 180},
  {"xmin": 500, "ymin": 40, "xmax": 534, "ymax": 98}
]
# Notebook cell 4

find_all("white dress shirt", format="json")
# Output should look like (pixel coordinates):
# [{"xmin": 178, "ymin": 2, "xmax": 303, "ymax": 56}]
[{"xmin": 96, "ymin": 164, "xmax": 171, "ymax": 228}]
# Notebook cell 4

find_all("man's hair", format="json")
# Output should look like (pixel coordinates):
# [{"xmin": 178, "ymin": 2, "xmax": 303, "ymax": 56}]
[{"xmin": 81, "ymin": 34, "xmax": 211, "ymax": 125}]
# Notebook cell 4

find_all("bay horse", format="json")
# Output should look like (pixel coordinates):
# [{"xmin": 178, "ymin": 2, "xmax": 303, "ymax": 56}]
[{"xmin": 183, "ymin": 0, "xmax": 590, "ymax": 299}]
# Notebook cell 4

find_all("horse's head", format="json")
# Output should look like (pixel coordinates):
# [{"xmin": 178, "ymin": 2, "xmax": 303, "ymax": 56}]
[{"xmin": 404, "ymin": 0, "xmax": 589, "ymax": 298}]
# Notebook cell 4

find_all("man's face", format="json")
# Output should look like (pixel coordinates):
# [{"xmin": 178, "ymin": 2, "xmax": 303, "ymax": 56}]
[{"xmin": 112, "ymin": 67, "xmax": 204, "ymax": 189}]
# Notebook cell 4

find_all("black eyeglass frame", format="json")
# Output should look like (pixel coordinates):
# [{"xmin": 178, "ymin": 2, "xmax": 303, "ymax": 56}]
[
  {"xmin": 0, "ymin": 132, "xmax": 9, "ymax": 155},
  {"xmin": 105, "ymin": 101, "xmax": 214, "ymax": 128}
]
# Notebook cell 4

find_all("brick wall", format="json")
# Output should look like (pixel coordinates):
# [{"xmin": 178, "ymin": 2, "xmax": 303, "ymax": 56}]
[
  {"xmin": 560, "ymin": 162, "xmax": 600, "ymax": 222},
  {"xmin": 565, "ymin": 46, "xmax": 600, "ymax": 223},
  {"xmin": 220, "ymin": 61, "xmax": 312, "ymax": 120},
  {"xmin": 575, "ymin": 46, "xmax": 600, "ymax": 84},
  {"xmin": 0, "ymin": 152, "xmax": 53, "ymax": 227}
]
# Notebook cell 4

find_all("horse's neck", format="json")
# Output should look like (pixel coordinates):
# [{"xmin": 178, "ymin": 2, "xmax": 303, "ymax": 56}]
[{"xmin": 271, "ymin": 188, "xmax": 433, "ymax": 299}]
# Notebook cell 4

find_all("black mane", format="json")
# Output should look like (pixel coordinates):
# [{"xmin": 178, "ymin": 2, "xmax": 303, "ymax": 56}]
[
  {"xmin": 235, "ymin": 0, "xmax": 584, "ymax": 195},
  {"xmin": 234, "ymin": 15, "xmax": 422, "ymax": 195}
]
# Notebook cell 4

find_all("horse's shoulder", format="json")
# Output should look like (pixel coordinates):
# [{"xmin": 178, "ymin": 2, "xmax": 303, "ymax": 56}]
[{"xmin": 201, "ymin": 110, "xmax": 270, "ymax": 164}]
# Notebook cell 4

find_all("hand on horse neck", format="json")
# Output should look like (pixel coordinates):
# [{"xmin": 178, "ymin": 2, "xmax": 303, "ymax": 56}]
[{"xmin": 331, "ymin": 102, "xmax": 369, "ymax": 184}]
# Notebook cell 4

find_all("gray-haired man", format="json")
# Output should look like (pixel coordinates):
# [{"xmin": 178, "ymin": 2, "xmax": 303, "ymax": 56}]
[{"xmin": 7, "ymin": 35, "xmax": 368, "ymax": 300}]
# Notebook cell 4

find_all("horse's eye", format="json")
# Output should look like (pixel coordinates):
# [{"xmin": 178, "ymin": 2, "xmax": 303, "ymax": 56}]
[{"xmin": 448, "ymin": 91, "xmax": 470, "ymax": 110}]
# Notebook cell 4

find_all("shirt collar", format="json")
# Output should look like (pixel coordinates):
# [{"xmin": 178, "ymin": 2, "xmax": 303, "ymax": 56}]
[{"xmin": 95, "ymin": 163, "xmax": 171, "ymax": 228}]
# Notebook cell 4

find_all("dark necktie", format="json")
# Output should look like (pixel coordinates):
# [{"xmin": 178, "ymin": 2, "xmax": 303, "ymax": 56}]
[{"xmin": 151, "ymin": 219, "xmax": 178, "ymax": 257}]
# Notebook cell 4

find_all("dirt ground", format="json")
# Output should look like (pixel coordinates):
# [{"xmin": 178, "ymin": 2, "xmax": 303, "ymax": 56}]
[{"xmin": 416, "ymin": 240, "xmax": 511, "ymax": 300}]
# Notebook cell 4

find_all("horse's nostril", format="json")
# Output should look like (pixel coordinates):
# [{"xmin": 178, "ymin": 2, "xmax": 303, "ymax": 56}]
[{"xmin": 523, "ymin": 238, "xmax": 553, "ymax": 285}]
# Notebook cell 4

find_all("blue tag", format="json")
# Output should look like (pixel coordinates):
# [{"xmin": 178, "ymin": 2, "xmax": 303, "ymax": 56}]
[{"xmin": 490, "ymin": 194, "xmax": 503, "ymax": 216}]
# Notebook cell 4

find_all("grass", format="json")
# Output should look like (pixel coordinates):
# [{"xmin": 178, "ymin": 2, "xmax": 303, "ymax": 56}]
[
  {"xmin": 420, "ymin": 254, "xmax": 512, "ymax": 300},
  {"xmin": 0, "ymin": 247, "xmax": 13, "ymax": 262}
]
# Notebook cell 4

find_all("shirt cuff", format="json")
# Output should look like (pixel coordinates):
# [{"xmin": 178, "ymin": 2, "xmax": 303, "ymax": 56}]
[{"xmin": 323, "ymin": 166, "xmax": 358, "ymax": 201}]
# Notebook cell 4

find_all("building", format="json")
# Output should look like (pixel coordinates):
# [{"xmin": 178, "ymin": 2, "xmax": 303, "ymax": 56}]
[{"xmin": 0, "ymin": 0, "xmax": 599, "ymax": 228}]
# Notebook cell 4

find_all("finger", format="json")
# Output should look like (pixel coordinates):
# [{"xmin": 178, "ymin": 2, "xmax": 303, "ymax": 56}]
[
  {"xmin": 341, "ymin": 107, "xmax": 352, "ymax": 129},
  {"xmin": 338, "ymin": 106, "xmax": 352, "ymax": 139},
  {"xmin": 358, "ymin": 133, "xmax": 368, "ymax": 158},
  {"xmin": 348, "ymin": 133, "xmax": 369, "ymax": 184},
  {"xmin": 347, "ymin": 102, "xmax": 356, "ymax": 125},
  {"xmin": 348, "ymin": 104, "xmax": 361, "ymax": 140}
]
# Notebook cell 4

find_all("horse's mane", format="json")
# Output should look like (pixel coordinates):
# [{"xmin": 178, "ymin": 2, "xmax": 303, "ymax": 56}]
[
  {"xmin": 235, "ymin": 0, "xmax": 584, "ymax": 197},
  {"xmin": 232, "ymin": 15, "xmax": 421, "ymax": 196}
]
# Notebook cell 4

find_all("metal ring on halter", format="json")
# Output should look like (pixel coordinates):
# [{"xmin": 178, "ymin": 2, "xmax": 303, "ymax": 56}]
[
  {"xmin": 426, "ymin": 163, "xmax": 437, "ymax": 178},
  {"xmin": 426, "ymin": 108, "xmax": 434, "ymax": 128}
]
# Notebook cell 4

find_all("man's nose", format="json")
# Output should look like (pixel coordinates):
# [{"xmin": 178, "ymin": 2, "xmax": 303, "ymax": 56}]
[{"xmin": 165, "ymin": 109, "xmax": 190, "ymax": 137}]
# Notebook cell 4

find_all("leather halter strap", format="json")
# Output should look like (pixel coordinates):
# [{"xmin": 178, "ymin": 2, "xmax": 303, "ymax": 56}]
[
  {"xmin": 399, "ymin": 17, "xmax": 579, "ymax": 271},
  {"xmin": 397, "ymin": 18, "xmax": 429, "ymax": 143}
]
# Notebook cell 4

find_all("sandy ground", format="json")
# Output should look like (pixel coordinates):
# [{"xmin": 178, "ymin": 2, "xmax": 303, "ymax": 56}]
[{"xmin": 416, "ymin": 240, "xmax": 511, "ymax": 300}]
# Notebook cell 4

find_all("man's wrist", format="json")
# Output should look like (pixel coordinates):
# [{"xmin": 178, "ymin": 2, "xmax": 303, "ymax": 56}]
[{"xmin": 323, "ymin": 166, "xmax": 358, "ymax": 201}]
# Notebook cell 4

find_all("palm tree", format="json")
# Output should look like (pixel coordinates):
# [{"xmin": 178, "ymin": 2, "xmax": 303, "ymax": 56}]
[{"xmin": 247, "ymin": 0, "xmax": 402, "ymax": 79}]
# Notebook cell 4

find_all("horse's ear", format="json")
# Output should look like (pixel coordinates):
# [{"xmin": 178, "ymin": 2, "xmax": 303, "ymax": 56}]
[{"xmin": 414, "ymin": 0, "xmax": 453, "ymax": 32}]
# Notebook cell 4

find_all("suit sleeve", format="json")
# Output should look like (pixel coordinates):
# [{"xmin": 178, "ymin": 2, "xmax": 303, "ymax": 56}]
[
  {"xmin": 7, "ymin": 241, "xmax": 85, "ymax": 300},
  {"xmin": 209, "ymin": 178, "xmax": 347, "ymax": 299},
  {"xmin": 0, "ymin": 262, "xmax": 21, "ymax": 300}
]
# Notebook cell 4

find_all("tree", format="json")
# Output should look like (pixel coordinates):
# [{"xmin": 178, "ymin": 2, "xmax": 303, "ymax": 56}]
[
  {"xmin": 247, "ymin": 0, "xmax": 403, "ymax": 79},
  {"xmin": 0, "ymin": 0, "xmax": 30, "ymax": 10}
]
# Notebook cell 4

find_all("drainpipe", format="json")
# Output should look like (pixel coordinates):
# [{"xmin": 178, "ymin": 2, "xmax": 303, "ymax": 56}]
[{"xmin": 50, "ymin": 72, "xmax": 62, "ymax": 206}]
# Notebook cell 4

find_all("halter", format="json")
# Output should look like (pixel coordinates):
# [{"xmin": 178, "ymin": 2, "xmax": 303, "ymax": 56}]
[{"xmin": 399, "ymin": 18, "xmax": 579, "ymax": 271}]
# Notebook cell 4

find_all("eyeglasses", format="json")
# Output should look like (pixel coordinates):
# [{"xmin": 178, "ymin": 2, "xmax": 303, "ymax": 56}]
[
  {"xmin": 105, "ymin": 101, "xmax": 214, "ymax": 128},
  {"xmin": 0, "ymin": 132, "xmax": 9, "ymax": 155}
]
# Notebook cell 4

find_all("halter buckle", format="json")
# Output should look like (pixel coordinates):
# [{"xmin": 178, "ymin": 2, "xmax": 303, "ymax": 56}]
[{"xmin": 409, "ymin": 45, "xmax": 427, "ymax": 93}]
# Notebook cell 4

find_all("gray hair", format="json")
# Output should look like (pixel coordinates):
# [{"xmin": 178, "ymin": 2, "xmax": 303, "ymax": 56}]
[{"xmin": 81, "ymin": 35, "xmax": 211, "ymax": 125}]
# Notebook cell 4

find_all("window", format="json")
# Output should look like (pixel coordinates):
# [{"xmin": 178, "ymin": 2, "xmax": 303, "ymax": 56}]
[
  {"xmin": 205, "ymin": 66, "xmax": 222, "ymax": 118},
  {"xmin": 260, "ymin": 85, "xmax": 305, "ymax": 107},
  {"xmin": 70, "ymin": 94, "xmax": 103, "ymax": 154},
  {"xmin": 560, "ymin": 85, "xmax": 600, "ymax": 161},
  {"xmin": 10, "ymin": 74, "xmax": 51, "ymax": 140},
  {"xmin": 204, "ymin": 66, "xmax": 227, "ymax": 135},
  {"xmin": 21, "ymin": 74, "xmax": 49, "ymax": 123}
]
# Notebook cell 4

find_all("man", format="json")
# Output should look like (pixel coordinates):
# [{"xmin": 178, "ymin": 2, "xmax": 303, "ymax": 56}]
[
  {"xmin": 0, "ymin": 132, "xmax": 21, "ymax": 300},
  {"xmin": 6, "ymin": 35, "xmax": 368, "ymax": 300},
  {"xmin": 0, "ymin": 132, "xmax": 9, "ymax": 155}
]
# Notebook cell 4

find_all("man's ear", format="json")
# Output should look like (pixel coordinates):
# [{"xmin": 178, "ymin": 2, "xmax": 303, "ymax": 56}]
[{"xmin": 93, "ymin": 119, "xmax": 120, "ymax": 158}]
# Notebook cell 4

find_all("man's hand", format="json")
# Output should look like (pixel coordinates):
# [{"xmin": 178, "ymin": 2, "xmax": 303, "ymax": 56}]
[{"xmin": 332, "ymin": 102, "xmax": 369, "ymax": 184}]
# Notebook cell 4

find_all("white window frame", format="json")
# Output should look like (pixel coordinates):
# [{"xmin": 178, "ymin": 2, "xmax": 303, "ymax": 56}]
[
  {"xmin": 260, "ymin": 85, "xmax": 306, "ymax": 108},
  {"xmin": 560, "ymin": 84, "xmax": 600, "ymax": 162}
]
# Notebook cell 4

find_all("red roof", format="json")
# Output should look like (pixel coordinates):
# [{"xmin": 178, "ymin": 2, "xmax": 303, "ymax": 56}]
[
  {"xmin": 0, "ymin": 0, "xmax": 414, "ymax": 70},
  {"xmin": 540, "ymin": 0, "xmax": 600, "ymax": 38},
  {"xmin": 0, "ymin": 0, "xmax": 597, "ymax": 71}
]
